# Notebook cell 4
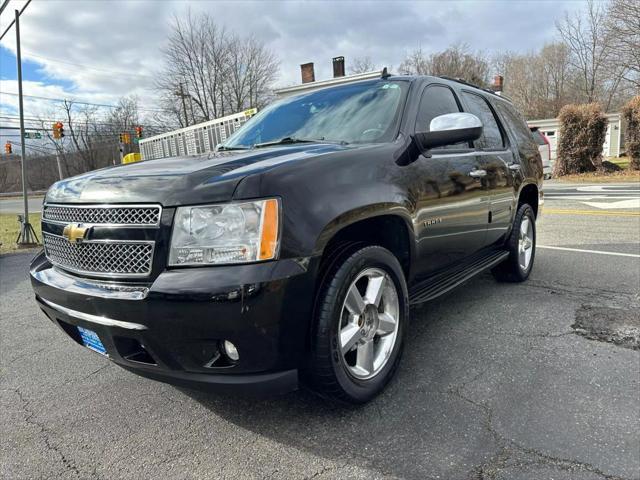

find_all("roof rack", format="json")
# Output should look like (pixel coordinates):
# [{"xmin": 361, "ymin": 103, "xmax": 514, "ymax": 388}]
[{"xmin": 438, "ymin": 76, "xmax": 512, "ymax": 102}]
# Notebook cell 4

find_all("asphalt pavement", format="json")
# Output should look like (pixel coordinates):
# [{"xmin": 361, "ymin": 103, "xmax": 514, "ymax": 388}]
[
  {"xmin": 0, "ymin": 196, "xmax": 44, "ymax": 215},
  {"xmin": 1, "ymin": 181, "xmax": 638, "ymax": 480}
]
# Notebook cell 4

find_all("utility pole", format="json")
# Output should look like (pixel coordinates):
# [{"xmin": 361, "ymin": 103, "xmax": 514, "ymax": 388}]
[
  {"xmin": 55, "ymin": 148, "xmax": 63, "ymax": 180},
  {"xmin": 15, "ymin": 8, "xmax": 38, "ymax": 246},
  {"xmin": 176, "ymin": 83, "xmax": 190, "ymax": 127}
]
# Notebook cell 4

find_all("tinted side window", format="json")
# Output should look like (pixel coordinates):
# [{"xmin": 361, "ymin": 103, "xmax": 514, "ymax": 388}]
[
  {"xmin": 492, "ymin": 99, "xmax": 540, "ymax": 162},
  {"xmin": 461, "ymin": 91, "xmax": 504, "ymax": 149},
  {"xmin": 416, "ymin": 85, "xmax": 465, "ymax": 149},
  {"xmin": 493, "ymin": 100, "xmax": 534, "ymax": 147}
]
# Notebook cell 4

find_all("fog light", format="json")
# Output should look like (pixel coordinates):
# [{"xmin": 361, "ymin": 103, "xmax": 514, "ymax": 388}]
[{"xmin": 223, "ymin": 340, "xmax": 239, "ymax": 361}]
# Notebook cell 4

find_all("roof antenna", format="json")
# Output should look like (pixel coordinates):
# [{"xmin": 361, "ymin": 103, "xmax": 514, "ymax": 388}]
[{"xmin": 381, "ymin": 67, "xmax": 391, "ymax": 79}]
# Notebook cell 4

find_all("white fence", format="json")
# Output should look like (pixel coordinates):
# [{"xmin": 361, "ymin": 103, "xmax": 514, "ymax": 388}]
[{"xmin": 139, "ymin": 108, "xmax": 257, "ymax": 161}]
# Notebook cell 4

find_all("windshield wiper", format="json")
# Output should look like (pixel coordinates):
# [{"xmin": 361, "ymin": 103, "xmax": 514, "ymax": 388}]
[
  {"xmin": 252, "ymin": 137, "xmax": 320, "ymax": 149},
  {"xmin": 217, "ymin": 145, "xmax": 250, "ymax": 151}
]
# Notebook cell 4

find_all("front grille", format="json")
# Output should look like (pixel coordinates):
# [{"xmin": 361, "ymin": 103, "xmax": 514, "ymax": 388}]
[
  {"xmin": 43, "ymin": 233, "xmax": 154, "ymax": 277},
  {"xmin": 43, "ymin": 204, "xmax": 161, "ymax": 226}
]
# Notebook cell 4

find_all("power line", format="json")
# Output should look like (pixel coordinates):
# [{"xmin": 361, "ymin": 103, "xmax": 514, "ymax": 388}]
[
  {"xmin": 0, "ymin": 0, "xmax": 30, "ymax": 42},
  {"xmin": 0, "ymin": 0, "xmax": 11, "ymax": 16},
  {"xmin": 20, "ymin": 49, "xmax": 156, "ymax": 80},
  {"xmin": 0, "ymin": 115, "xmax": 180, "ymax": 132},
  {"xmin": 0, "ymin": 115, "xmax": 180, "ymax": 129},
  {"xmin": 0, "ymin": 91, "xmax": 173, "ymax": 112}
]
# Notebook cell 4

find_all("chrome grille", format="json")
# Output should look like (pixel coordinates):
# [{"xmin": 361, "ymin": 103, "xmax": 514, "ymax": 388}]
[
  {"xmin": 43, "ymin": 233, "xmax": 154, "ymax": 277},
  {"xmin": 43, "ymin": 204, "xmax": 161, "ymax": 226}
]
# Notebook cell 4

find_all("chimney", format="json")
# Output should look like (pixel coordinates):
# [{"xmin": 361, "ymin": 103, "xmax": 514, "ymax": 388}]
[
  {"xmin": 300, "ymin": 62, "xmax": 315, "ymax": 84},
  {"xmin": 332, "ymin": 56, "xmax": 345, "ymax": 78},
  {"xmin": 492, "ymin": 75, "xmax": 504, "ymax": 94}
]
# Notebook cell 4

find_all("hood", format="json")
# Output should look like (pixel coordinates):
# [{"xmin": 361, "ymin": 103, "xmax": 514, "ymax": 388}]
[{"xmin": 45, "ymin": 143, "xmax": 353, "ymax": 206}]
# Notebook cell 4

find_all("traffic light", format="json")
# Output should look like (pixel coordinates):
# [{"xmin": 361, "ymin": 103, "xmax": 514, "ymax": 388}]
[
  {"xmin": 119, "ymin": 133, "xmax": 131, "ymax": 144},
  {"xmin": 4, "ymin": 142, "xmax": 11, "ymax": 154},
  {"xmin": 53, "ymin": 121, "xmax": 64, "ymax": 139},
  {"xmin": 135, "ymin": 126, "xmax": 143, "ymax": 139},
  {"xmin": 119, "ymin": 133, "xmax": 124, "ymax": 143}
]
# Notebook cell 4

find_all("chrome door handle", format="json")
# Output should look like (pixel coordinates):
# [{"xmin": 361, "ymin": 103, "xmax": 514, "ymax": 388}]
[
  {"xmin": 508, "ymin": 164, "xmax": 520, "ymax": 171},
  {"xmin": 469, "ymin": 169, "xmax": 487, "ymax": 178}
]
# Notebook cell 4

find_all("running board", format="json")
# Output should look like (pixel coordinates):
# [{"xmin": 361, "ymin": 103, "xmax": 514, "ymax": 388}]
[{"xmin": 409, "ymin": 250, "xmax": 509, "ymax": 305}]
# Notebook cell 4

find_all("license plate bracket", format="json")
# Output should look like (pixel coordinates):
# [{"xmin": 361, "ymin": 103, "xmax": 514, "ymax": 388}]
[{"xmin": 77, "ymin": 326, "xmax": 107, "ymax": 356}]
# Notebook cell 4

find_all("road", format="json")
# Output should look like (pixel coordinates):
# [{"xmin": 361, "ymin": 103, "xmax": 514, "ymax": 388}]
[
  {"xmin": 541, "ymin": 182, "xmax": 640, "ymax": 256},
  {"xmin": 0, "ymin": 196, "xmax": 43, "ymax": 215},
  {"xmin": 1, "ymin": 182, "xmax": 638, "ymax": 480}
]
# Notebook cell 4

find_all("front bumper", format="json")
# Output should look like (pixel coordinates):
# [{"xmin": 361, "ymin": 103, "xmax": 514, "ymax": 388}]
[{"xmin": 30, "ymin": 252, "xmax": 319, "ymax": 395}]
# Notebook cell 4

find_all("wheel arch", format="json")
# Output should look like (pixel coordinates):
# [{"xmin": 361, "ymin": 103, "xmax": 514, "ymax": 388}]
[
  {"xmin": 315, "ymin": 208, "xmax": 416, "ymax": 281},
  {"xmin": 517, "ymin": 182, "xmax": 539, "ymax": 218}
]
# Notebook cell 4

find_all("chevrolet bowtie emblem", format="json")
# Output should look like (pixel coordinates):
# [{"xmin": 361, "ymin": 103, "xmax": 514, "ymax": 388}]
[{"xmin": 62, "ymin": 223, "xmax": 90, "ymax": 243}]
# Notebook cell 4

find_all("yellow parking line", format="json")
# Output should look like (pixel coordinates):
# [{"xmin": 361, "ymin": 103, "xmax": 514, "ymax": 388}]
[{"xmin": 543, "ymin": 209, "xmax": 640, "ymax": 217}]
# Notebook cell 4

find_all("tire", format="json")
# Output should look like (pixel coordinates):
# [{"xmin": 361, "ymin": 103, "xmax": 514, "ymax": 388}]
[
  {"xmin": 492, "ymin": 203, "xmax": 536, "ymax": 282},
  {"xmin": 308, "ymin": 245, "xmax": 409, "ymax": 404}
]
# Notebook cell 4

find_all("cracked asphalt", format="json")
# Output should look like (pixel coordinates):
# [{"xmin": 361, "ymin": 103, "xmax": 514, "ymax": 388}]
[{"xmin": 1, "ymin": 184, "xmax": 639, "ymax": 479}]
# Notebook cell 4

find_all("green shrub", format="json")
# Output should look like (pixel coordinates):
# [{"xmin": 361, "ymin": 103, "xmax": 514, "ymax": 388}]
[
  {"xmin": 554, "ymin": 103, "xmax": 608, "ymax": 176},
  {"xmin": 622, "ymin": 96, "xmax": 640, "ymax": 170}
]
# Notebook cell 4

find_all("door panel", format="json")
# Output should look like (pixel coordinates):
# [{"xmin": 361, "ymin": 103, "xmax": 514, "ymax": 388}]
[
  {"xmin": 410, "ymin": 150, "xmax": 489, "ymax": 275},
  {"xmin": 476, "ymin": 151, "xmax": 516, "ymax": 244},
  {"xmin": 459, "ymin": 90, "xmax": 516, "ymax": 247}
]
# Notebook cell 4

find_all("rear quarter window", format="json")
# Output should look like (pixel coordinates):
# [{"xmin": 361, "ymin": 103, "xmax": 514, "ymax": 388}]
[
  {"xmin": 460, "ymin": 91, "xmax": 505, "ymax": 150},
  {"xmin": 492, "ymin": 100, "xmax": 538, "ymax": 156}
]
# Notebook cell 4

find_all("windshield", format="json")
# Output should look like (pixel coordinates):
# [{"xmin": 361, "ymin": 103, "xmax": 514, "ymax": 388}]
[{"xmin": 222, "ymin": 80, "xmax": 408, "ymax": 149}]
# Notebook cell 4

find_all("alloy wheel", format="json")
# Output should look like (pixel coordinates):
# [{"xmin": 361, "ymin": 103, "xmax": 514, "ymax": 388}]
[
  {"xmin": 518, "ymin": 217, "xmax": 534, "ymax": 270},
  {"xmin": 338, "ymin": 267, "xmax": 400, "ymax": 380}
]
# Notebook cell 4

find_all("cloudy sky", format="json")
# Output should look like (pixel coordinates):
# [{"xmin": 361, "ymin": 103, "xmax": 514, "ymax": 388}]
[{"xmin": 0, "ymin": 0, "xmax": 586, "ymax": 135}]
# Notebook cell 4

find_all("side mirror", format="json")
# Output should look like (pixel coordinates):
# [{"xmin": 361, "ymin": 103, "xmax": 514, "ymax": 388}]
[{"xmin": 414, "ymin": 112, "xmax": 483, "ymax": 152}]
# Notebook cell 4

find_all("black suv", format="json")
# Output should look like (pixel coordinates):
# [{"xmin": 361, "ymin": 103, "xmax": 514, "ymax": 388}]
[{"xmin": 30, "ymin": 75, "xmax": 543, "ymax": 403}]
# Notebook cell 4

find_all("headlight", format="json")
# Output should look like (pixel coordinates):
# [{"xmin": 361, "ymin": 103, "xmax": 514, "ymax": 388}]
[{"xmin": 169, "ymin": 199, "xmax": 279, "ymax": 266}]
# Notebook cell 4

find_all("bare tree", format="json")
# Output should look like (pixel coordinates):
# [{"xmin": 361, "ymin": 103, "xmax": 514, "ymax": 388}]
[
  {"xmin": 556, "ymin": 0, "xmax": 622, "ymax": 108},
  {"xmin": 400, "ymin": 44, "xmax": 489, "ymax": 86},
  {"xmin": 540, "ymin": 43, "xmax": 574, "ymax": 114},
  {"xmin": 398, "ymin": 47, "xmax": 431, "ymax": 76},
  {"xmin": 429, "ymin": 45, "xmax": 490, "ymax": 86},
  {"xmin": 156, "ymin": 10, "xmax": 278, "ymax": 127},
  {"xmin": 105, "ymin": 96, "xmax": 141, "ymax": 137},
  {"xmin": 495, "ymin": 43, "xmax": 575, "ymax": 119},
  {"xmin": 225, "ymin": 35, "xmax": 279, "ymax": 112},
  {"xmin": 36, "ymin": 95, "xmax": 142, "ymax": 178},
  {"xmin": 494, "ymin": 1, "xmax": 635, "ymax": 120},
  {"xmin": 349, "ymin": 56, "xmax": 375, "ymax": 74},
  {"xmin": 155, "ymin": 11, "xmax": 226, "ymax": 125},
  {"xmin": 607, "ymin": 0, "xmax": 640, "ymax": 87}
]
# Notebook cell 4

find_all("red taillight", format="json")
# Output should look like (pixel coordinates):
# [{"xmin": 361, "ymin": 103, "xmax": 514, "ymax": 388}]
[{"xmin": 541, "ymin": 133, "xmax": 550, "ymax": 158}]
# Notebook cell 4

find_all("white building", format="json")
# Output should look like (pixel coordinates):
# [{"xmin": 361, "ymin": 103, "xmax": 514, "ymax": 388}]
[
  {"xmin": 527, "ymin": 113, "xmax": 624, "ymax": 161},
  {"xmin": 139, "ymin": 108, "xmax": 257, "ymax": 161}
]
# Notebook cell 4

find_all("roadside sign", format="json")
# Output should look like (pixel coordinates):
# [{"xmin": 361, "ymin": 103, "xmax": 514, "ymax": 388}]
[{"xmin": 23, "ymin": 132, "xmax": 42, "ymax": 139}]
